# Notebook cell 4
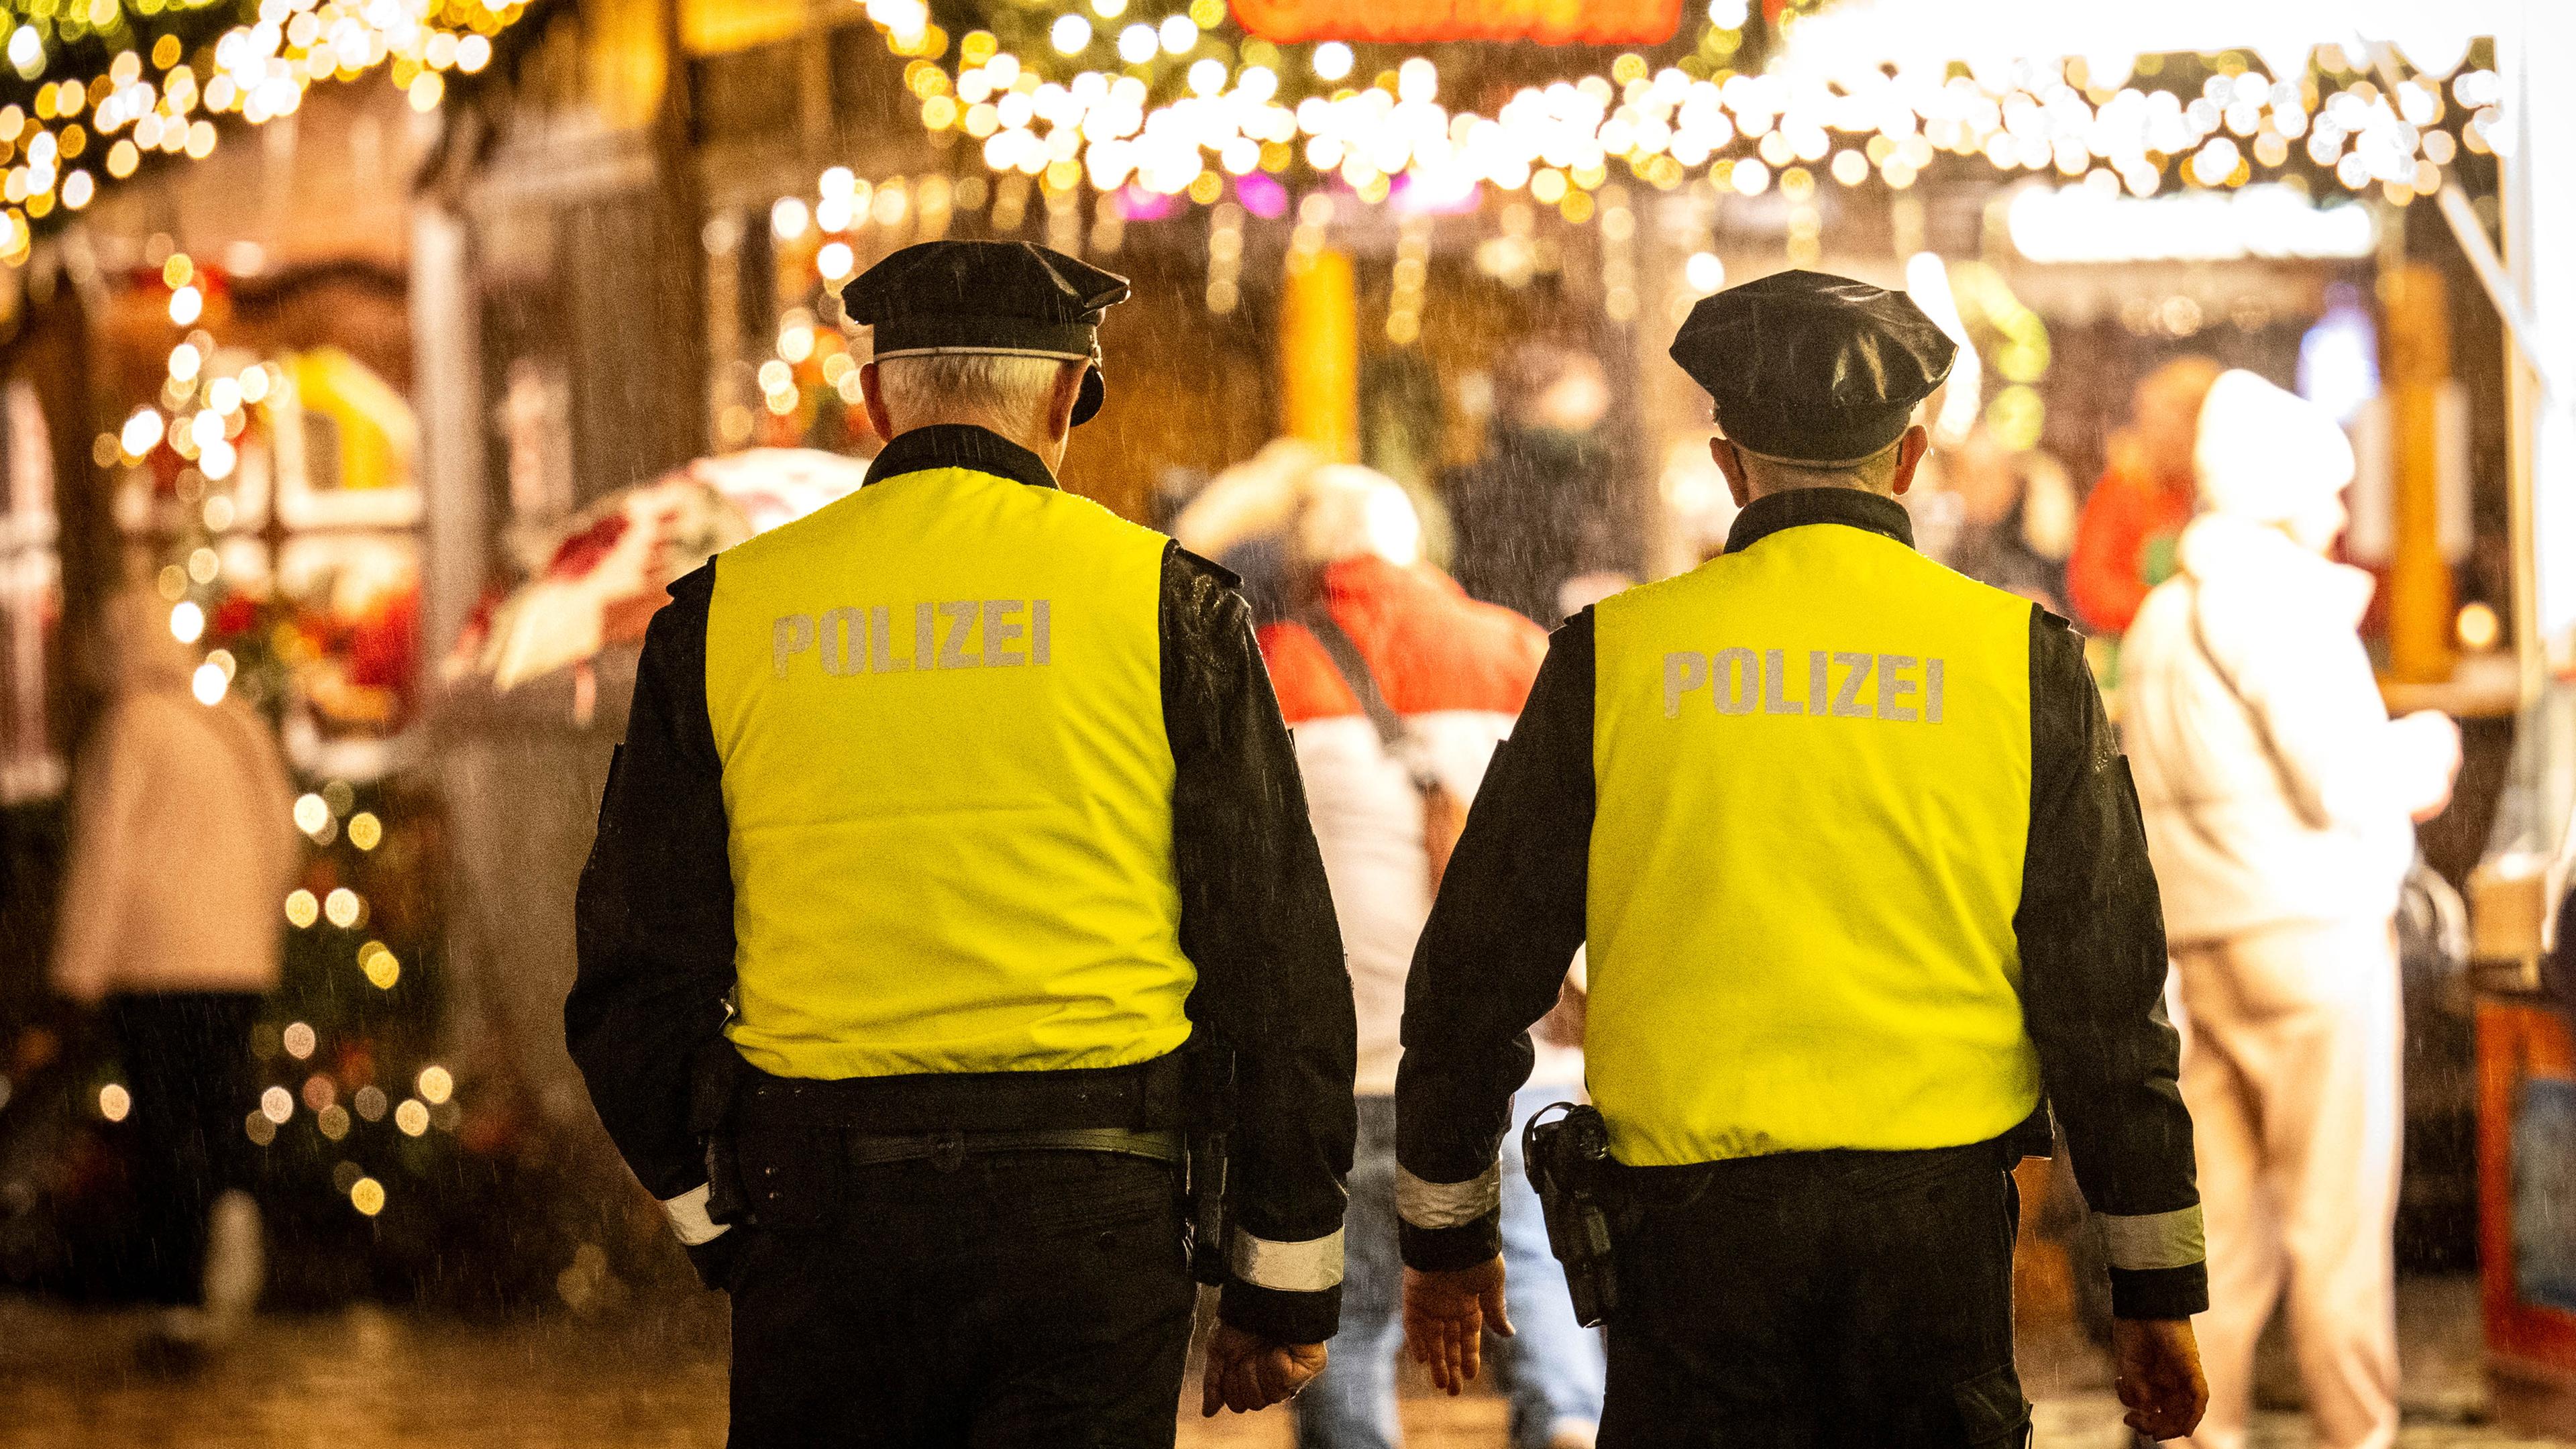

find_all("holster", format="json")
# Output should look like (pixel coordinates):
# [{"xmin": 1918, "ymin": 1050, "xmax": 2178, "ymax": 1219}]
[
  {"xmin": 1523, "ymin": 1102, "xmax": 1619, "ymax": 1328},
  {"xmin": 2001, "ymin": 1102, "xmax": 2055, "ymax": 1166},
  {"xmin": 689, "ymin": 1038, "xmax": 752, "ymax": 1226},
  {"xmin": 1182, "ymin": 1035, "xmax": 1237, "ymax": 1286}
]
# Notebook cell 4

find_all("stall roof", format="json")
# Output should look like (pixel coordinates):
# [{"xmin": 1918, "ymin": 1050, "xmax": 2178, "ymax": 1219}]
[{"xmin": 1782, "ymin": 0, "xmax": 2506, "ymax": 76}]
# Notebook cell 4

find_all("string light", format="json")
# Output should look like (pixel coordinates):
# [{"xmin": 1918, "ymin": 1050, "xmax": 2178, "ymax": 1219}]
[
  {"xmin": 0, "ymin": 0, "xmax": 527, "ymax": 265},
  {"xmin": 841, "ymin": 0, "xmax": 2496, "ymax": 222},
  {"xmin": 1599, "ymin": 185, "xmax": 1638, "ymax": 321},
  {"xmin": 1205, "ymin": 201, "xmax": 1244, "ymax": 313},
  {"xmin": 2458, "ymin": 602, "xmax": 2500, "ymax": 651},
  {"xmin": 1386, "ymin": 211, "xmax": 1432, "ymax": 343}
]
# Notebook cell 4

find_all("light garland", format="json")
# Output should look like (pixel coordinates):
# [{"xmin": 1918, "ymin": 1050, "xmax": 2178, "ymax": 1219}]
[
  {"xmin": 741, "ymin": 10, "xmax": 2504, "ymax": 428},
  {"xmin": 843, "ymin": 0, "xmax": 2501, "ymax": 226},
  {"xmin": 0, "ymin": 0, "xmax": 521, "ymax": 266},
  {"xmin": 93, "ymin": 252, "xmax": 275, "ymax": 494},
  {"xmin": 93, "ymin": 248, "xmax": 280, "ymax": 718}
]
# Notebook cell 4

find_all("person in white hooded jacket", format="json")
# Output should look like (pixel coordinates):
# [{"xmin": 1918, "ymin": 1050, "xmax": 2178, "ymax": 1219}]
[{"xmin": 2121, "ymin": 370, "xmax": 2459, "ymax": 1449}]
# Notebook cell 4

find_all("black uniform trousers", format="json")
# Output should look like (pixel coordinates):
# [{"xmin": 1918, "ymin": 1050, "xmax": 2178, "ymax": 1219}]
[
  {"xmin": 724, "ymin": 1150, "xmax": 1198, "ymax": 1449},
  {"xmin": 1597, "ymin": 1140, "xmax": 2030, "ymax": 1449}
]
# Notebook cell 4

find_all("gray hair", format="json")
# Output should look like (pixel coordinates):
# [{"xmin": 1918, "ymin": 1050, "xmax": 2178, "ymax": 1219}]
[
  {"xmin": 1737, "ymin": 436, "xmax": 1905, "ymax": 496},
  {"xmin": 871, "ymin": 352, "xmax": 1077, "ymax": 433}
]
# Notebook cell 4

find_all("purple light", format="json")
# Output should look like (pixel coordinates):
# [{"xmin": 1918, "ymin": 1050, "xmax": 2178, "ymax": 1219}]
[
  {"xmin": 1235, "ymin": 171, "xmax": 1289, "ymax": 219},
  {"xmin": 1118, "ymin": 185, "xmax": 1177, "ymax": 222}
]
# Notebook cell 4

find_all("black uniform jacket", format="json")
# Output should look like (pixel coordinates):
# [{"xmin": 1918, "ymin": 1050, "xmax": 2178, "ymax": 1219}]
[
  {"xmin": 1394, "ymin": 488, "xmax": 2207, "ymax": 1321},
  {"xmin": 568, "ymin": 425, "xmax": 1358, "ymax": 1344}
]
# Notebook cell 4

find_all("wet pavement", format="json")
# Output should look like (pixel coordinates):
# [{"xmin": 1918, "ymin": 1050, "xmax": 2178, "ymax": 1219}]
[{"xmin": 0, "ymin": 1278, "xmax": 2568, "ymax": 1446}]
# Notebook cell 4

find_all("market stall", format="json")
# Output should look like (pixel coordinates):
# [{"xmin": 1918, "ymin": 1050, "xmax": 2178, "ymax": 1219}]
[{"xmin": 431, "ymin": 447, "xmax": 864, "ymax": 1139}]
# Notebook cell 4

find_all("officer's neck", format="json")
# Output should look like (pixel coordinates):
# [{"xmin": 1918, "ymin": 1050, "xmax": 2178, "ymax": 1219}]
[
  {"xmin": 881, "ymin": 415, "xmax": 1065, "ymax": 474},
  {"xmin": 1742, "ymin": 478, "xmax": 1902, "ymax": 503}
]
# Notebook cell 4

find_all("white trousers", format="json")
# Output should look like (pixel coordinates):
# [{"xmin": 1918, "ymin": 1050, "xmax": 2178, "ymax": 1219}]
[{"xmin": 2170, "ymin": 916, "xmax": 2402, "ymax": 1449}]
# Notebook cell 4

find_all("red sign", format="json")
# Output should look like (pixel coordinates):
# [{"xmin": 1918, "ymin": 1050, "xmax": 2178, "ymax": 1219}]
[{"xmin": 1230, "ymin": 0, "xmax": 1683, "ymax": 46}]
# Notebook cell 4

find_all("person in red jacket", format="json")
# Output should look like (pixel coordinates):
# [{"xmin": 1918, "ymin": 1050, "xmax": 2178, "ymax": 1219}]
[
  {"xmin": 2068, "ymin": 357, "xmax": 2223, "ymax": 636},
  {"xmin": 1177, "ymin": 457, "xmax": 1607, "ymax": 1449}
]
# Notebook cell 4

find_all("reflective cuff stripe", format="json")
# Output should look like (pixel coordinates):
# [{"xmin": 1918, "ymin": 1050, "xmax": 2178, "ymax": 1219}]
[
  {"xmin": 2096, "ymin": 1205, "xmax": 2204, "ymax": 1272},
  {"xmin": 1230, "ymin": 1227, "xmax": 1345, "ymax": 1292},
  {"xmin": 1395, "ymin": 1161, "xmax": 1502, "ymax": 1230},
  {"xmin": 660, "ymin": 1183, "xmax": 733, "ymax": 1247}
]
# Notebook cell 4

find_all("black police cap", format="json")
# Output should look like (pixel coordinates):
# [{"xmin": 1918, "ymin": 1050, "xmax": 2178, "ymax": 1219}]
[
  {"xmin": 1668, "ymin": 269, "xmax": 1957, "ymax": 465},
  {"xmin": 842, "ymin": 241, "xmax": 1131, "ymax": 425}
]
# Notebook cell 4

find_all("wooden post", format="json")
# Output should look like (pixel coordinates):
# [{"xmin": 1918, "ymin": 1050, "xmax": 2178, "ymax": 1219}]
[
  {"xmin": 2382, "ymin": 260, "xmax": 2455, "ymax": 684},
  {"xmin": 1279, "ymin": 248, "xmax": 1358, "ymax": 463}
]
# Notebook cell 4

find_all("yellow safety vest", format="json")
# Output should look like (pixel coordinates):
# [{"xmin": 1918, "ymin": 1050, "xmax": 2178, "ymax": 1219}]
[
  {"xmin": 702, "ymin": 463, "xmax": 1195, "ymax": 1080},
  {"xmin": 1586, "ymin": 519, "xmax": 2040, "ymax": 1166}
]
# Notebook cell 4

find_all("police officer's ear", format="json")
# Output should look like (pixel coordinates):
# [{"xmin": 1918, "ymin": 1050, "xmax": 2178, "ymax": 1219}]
[
  {"xmin": 1709, "ymin": 435, "xmax": 1754, "ymax": 511},
  {"xmin": 1040, "ymin": 358, "xmax": 1087, "ymax": 446},
  {"xmin": 858, "ymin": 362, "xmax": 898, "ymax": 445},
  {"xmin": 1888, "ymin": 424, "xmax": 1933, "ymax": 498}
]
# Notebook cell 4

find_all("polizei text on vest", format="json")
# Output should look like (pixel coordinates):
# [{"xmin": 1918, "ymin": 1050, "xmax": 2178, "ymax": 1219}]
[
  {"xmin": 1662, "ymin": 648, "xmax": 1946, "ymax": 722},
  {"xmin": 771, "ymin": 600, "xmax": 1055, "ymax": 677}
]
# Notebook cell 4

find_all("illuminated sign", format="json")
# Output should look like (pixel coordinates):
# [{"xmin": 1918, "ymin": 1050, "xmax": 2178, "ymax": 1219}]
[
  {"xmin": 1230, "ymin": 0, "xmax": 1682, "ymax": 45},
  {"xmin": 2006, "ymin": 182, "xmax": 2377, "ymax": 264}
]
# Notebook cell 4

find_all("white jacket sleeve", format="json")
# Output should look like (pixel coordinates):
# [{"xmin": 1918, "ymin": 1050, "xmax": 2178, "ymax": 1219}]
[
  {"xmin": 1405, "ymin": 708, "xmax": 1516, "ymax": 804},
  {"xmin": 2208, "ymin": 589, "xmax": 2418, "ymax": 835}
]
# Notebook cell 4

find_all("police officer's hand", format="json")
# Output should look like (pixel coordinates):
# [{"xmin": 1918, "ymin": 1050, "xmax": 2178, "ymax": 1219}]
[
  {"xmin": 2112, "ymin": 1317, "xmax": 2208, "ymax": 1440},
  {"xmin": 1403, "ymin": 1257, "xmax": 1513, "ymax": 1395},
  {"xmin": 1199, "ymin": 1322, "xmax": 1326, "ymax": 1416}
]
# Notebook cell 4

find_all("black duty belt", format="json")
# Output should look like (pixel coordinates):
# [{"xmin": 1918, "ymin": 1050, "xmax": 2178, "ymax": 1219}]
[
  {"xmin": 845, "ymin": 1126, "xmax": 1184, "ymax": 1171},
  {"xmin": 1601, "ymin": 1133, "xmax": 2019, "ymax": 1203},
  {"xmin": 723, "ymin": 1055, "xmax": 1197, "ymax": 1224},
  {"xmin": 732, "ymin": 1053, "xmax": 1189, "ymax": 1136}
]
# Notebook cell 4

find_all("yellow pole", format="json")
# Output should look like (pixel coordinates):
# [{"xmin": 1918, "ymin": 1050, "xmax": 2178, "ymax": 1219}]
[
  {"xmin": 1279, "ymin": 248, "xmax": 1359, "ymax": 462},
  {"xmin": 2381, "ymin": 261, "xmax": 2455, "ymax": 684}
]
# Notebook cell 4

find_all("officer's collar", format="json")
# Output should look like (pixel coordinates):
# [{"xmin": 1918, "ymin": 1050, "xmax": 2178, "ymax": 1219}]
[
  {"xmin": 1723, "ymin": 486, "xmax": 1915, "ymax": 555},
  {"xmin": 864, "ymin": 425, "xmax": 1061, "ymax": 492}
]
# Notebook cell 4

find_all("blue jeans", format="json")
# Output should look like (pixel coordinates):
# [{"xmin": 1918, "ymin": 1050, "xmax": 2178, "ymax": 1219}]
[{"xmin": 1297, "ymin": 1087, "xmax": 1607, "ymax": 1449}]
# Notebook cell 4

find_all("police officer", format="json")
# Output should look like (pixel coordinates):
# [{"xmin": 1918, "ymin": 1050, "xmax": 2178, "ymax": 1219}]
[
  {"xmin": 568, "ymin": 240, "xmax": 1356, "ymax": 1445},
  {"xmin": 1391, "ymin": 271, "xmax": 2209, "ymax": 1444}
]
